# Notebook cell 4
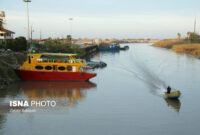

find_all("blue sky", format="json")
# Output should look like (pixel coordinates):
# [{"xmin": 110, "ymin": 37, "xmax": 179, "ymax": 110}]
[{"xmin": 1, "ymin": 0, "xmax": 200, "ymax": 39}]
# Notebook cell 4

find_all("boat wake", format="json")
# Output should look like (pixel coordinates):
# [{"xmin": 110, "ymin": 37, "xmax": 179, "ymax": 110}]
[{"xmin": 118, "ymin": 56, "xmax": 173, "ymax": 97}]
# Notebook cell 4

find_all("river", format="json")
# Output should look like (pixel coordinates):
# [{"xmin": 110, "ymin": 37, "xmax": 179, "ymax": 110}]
[{"xmin": 0, "ymin": 43, "xmax": 200, "ymax": 135}]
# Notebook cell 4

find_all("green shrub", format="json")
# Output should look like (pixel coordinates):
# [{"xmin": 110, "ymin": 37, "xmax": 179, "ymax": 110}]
[
  {"xmin": 2, "ymin": 36, "xmax": 27, "ymax": 51},
  {"xmin": 43, "ymin": 39, "xmax": 85, "ymax": 56}
]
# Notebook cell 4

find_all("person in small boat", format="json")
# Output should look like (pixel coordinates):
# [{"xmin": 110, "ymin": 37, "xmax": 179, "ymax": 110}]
[{"xmin": 167, "ymin": 86, "xmax": 171, "ymax": 94}]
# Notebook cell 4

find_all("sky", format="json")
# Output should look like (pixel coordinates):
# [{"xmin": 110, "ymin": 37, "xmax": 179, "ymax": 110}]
[{"xmin": 1, "ymin": 0, "xmax": 200, "ymax": 39}]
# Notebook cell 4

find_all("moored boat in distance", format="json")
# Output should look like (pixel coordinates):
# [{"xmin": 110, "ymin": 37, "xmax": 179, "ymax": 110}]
[
  {"xmin": 98, "ymin": 43, "xmax": 120, "ymax": 51},
  {"xmin": 14, "ymin": 53, "xmax": 97, "ymax": 81},
  {"xmin": 120, "ymin": 46, "xmax": 129, "ymax": 50}
]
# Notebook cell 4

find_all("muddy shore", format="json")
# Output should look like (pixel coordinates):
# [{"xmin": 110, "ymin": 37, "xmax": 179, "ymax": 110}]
[{"xmin": 0, "ymin": 51, "xmax": 26, "ymax": 90}]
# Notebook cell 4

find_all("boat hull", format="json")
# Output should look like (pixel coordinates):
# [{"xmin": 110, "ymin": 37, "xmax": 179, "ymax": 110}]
[
  {"xmin": 165, "ymin": 91, "xmax": 181, "ymax": 99},
  {"xmin": 99, "ymin": 45, "xmax": 120, "ymax": 51},
  {"xmin": 14, "ymin": 69, "xmax": 97, "ymax": 81}
]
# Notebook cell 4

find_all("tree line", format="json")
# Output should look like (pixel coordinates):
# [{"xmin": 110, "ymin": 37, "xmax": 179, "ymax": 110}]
[
  {"xmin": 0, "ymin": 37, "xmax": 27, "ymax": 52},
  {"xmin": 42, "ymin": 37, "xmax": 85, "ymax": 56},
  {"xmin": 177, "ymin": 32, "xmax": 200, "ymax": 43}
]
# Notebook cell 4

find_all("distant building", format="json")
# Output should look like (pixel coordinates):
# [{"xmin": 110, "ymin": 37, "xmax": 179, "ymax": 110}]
[
  {"xmin": 75, "ymin": 40, "xmax": 93, "ymax": 46},
  {"xmin": 93, "ymin": 39, "xmax": 102, "ymax": 45},
  {"xmin": 0, "ymin": 28, "xmax": 15, "ymax": 44}
]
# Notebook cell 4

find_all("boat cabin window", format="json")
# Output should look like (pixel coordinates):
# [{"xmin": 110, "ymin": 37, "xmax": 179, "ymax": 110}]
[
  {"xmin": 35, "ymin": 66, "xmax": 43, "ymax": 70},
  {"xmin": 58, "ymin": 66, "xmax": 65, "ymax": 71},
  {"xmin": 45, "ymin": 66, "xmax": 52, "ymax": 70}
]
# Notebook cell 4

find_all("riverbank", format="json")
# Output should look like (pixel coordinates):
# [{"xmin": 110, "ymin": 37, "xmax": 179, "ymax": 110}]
[
  {"xmin": 152, "ymin": 39, "xmax": 200, "ymax": 58},
  {"xmin": 0, "ymin": 52, "xmax": 25, "ymax": 89}
]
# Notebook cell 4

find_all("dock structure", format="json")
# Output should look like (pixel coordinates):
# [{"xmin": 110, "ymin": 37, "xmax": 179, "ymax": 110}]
[{"xmin": 81, "ymin": 45, "xmax": 98, "ymax": 55}]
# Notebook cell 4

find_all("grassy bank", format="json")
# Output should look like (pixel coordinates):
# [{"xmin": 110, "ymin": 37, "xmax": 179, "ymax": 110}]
[
  {"xmin": 152, "ymin": 39, "xmax": 200, "ymax": 57},
  {"xmin": 152, "ymin": 39, "xmax": 190, "ymax": 49},
  {"xmin": 172, "ymin": 44, "xmax": 200, "ymax": 56}
]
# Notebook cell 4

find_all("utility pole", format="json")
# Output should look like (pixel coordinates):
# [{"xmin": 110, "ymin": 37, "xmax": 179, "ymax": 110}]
[
  {"xmin": 194, "ymin": 14, "xmax": 197, "ymax": 33},
  {"xmin": 23, "ymin": 0, "xmax": 31, "ymax": 42},
  {"xmin": 69, "ymin": 18, "xmax": 73, "ymax": 36},
  {"xmin": 30, "ymin": 25, "xmax": 34, "ymax": 43},
  {"xmin": 40, "ymin": 30, "xmax": 42, "ymax": 40}
]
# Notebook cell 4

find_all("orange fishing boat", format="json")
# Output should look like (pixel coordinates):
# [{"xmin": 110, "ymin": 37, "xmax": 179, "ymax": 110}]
[{"xmin": 14, "ymin": 53, "xmax": 97, "ymax": 81}]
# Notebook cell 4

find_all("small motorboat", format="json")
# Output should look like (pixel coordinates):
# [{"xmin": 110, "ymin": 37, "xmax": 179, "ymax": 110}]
[
  {"xmin": 165, "ymin": 91, "xmax": 181, "ymax": 99},
  {"xmin": 86, "ymin": 61, "xmax": 107, "ymax": 68},
  {"xmin": 120, "ymin": 46, "xmax": 129, "ymax": 50}
]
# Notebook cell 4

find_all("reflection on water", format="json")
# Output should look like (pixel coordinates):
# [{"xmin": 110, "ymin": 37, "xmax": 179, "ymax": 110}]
[
  {"xmin": 22, "ymin": 81, "xmax": 95, "ymax": 96},
  {"xmin": 0, "ymin": 81, "xmax": 96, "ymax": 113},
  {"xmin": 0, "ymin": 81, "xmax": 96, "ymax": 133},
  {"xmin": 0, "ymin": 115, "xmax": 5, "ymax": 133},
  {"xmin": 0, "ymin": 83, "xmax": 21, "ymax": 98},
  {"xmin": 22, "ymin": 81, "xmax": 96, "ymax": 106},
  {"xmin": 164, "ymin": 98, "xmax": 181, "ymax": 112}
]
